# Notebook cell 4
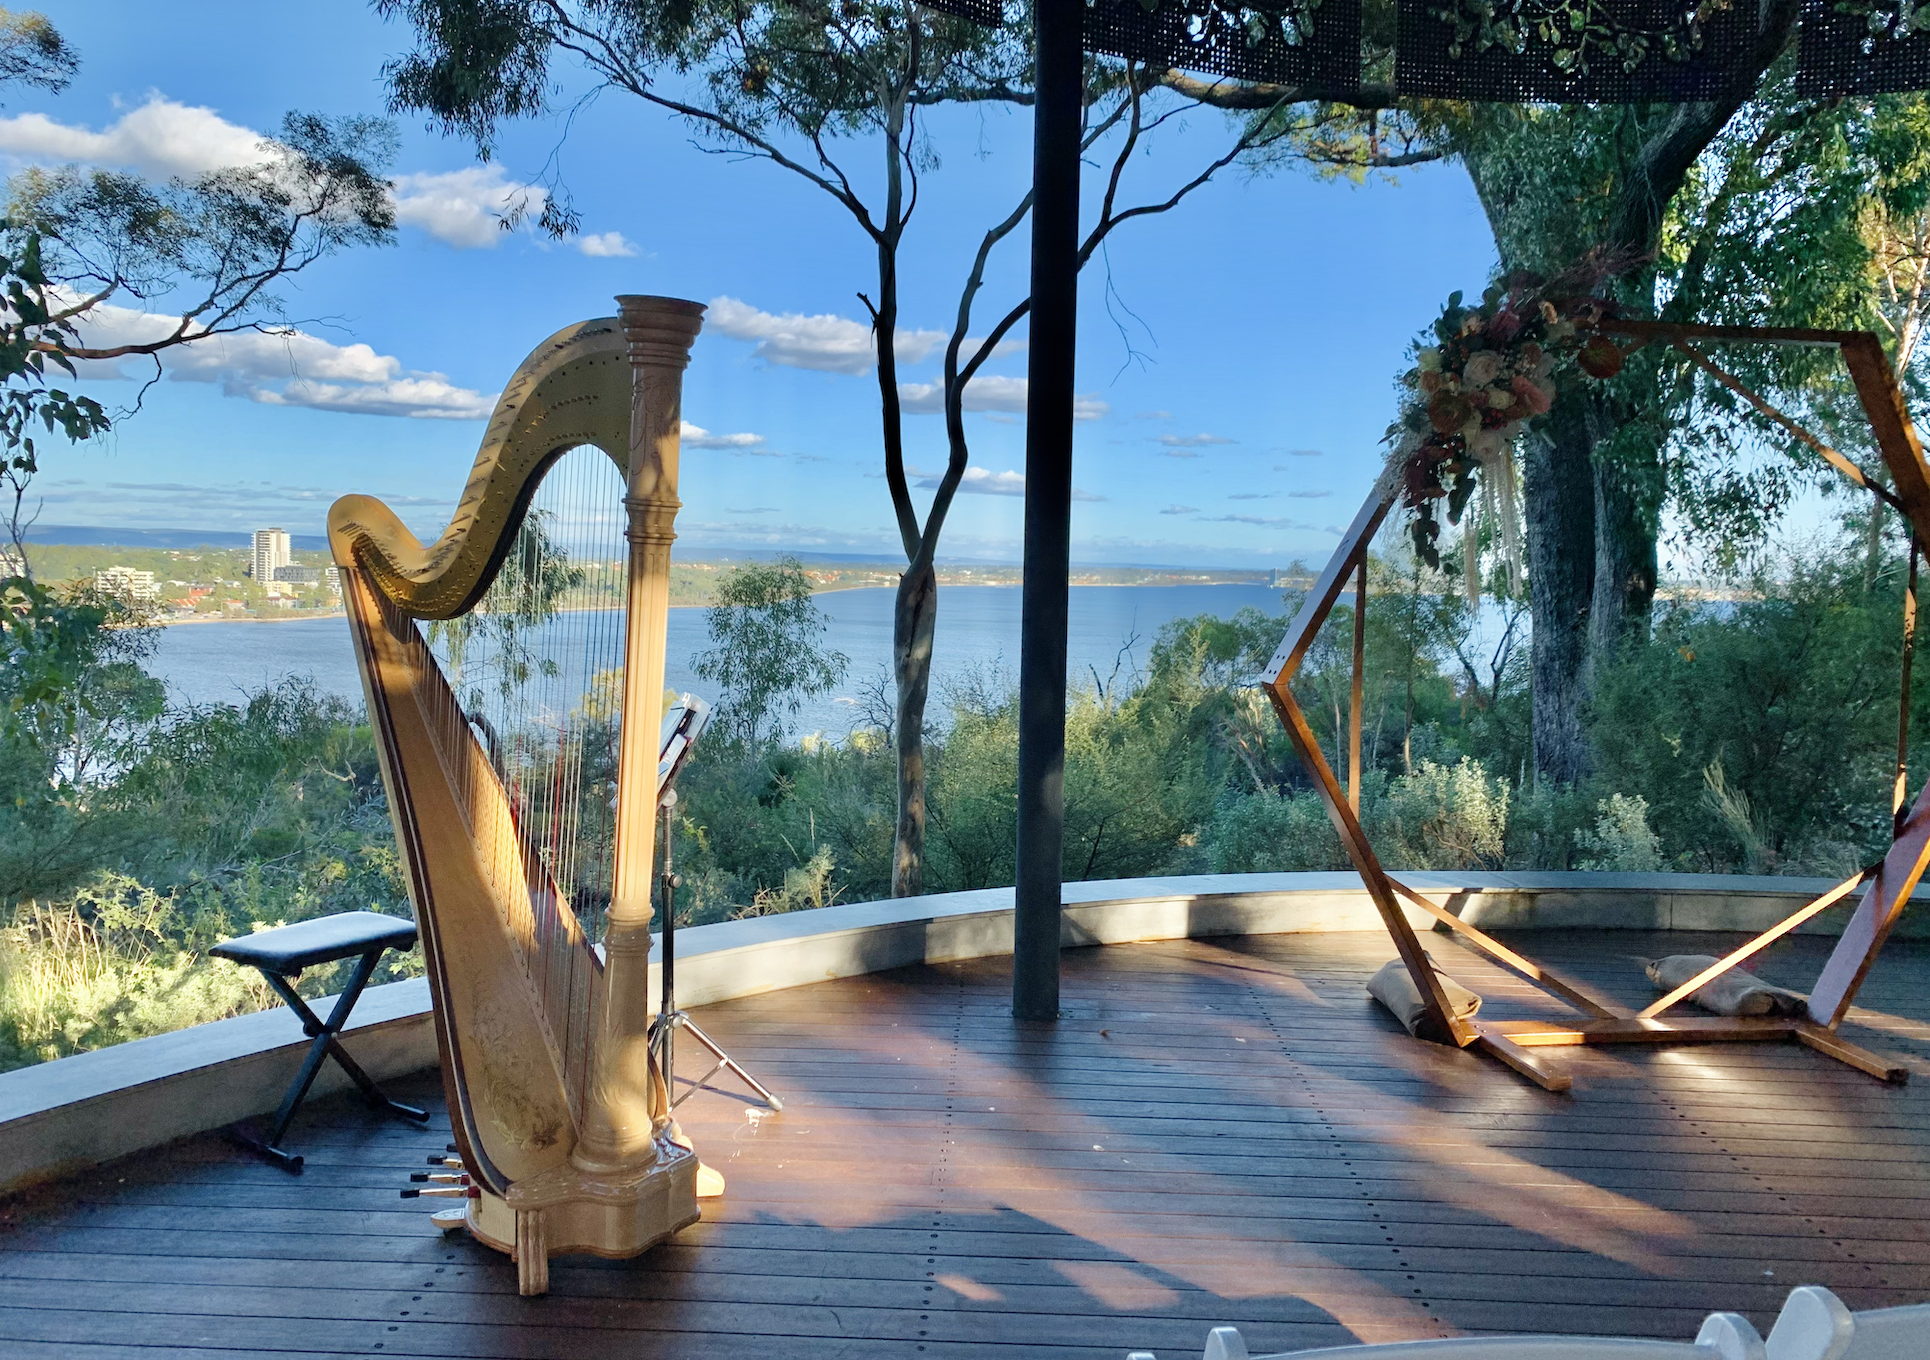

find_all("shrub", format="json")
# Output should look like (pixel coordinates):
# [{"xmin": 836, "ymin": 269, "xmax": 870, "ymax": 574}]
[
  {"xmin": 1206, "ymin": 788, "xmax": 1352, "ymax": 873},
  {"xmin": 1574, "ymin": 793, "xmax": 1664, "ymax": 872},
  {"xmin": 1378, "ymin": 758, "xmax": 1510, "ymax": 870}
]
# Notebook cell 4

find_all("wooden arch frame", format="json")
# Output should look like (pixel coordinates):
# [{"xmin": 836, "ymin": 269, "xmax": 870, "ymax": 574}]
[{"xmin": 1260, "ymin": 322, "xmax": 1930, "ymax": 1091}]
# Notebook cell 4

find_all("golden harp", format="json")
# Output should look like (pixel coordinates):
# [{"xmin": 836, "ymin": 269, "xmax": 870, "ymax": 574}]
[{"xmin": 327, "ymin": 296, "xmax": 711, "ymax": 1296}]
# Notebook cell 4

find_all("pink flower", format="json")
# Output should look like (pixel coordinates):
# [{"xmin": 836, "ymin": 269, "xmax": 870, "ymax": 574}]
[
  {"xmin": 1463, "ymin": 351, "xmax": 1503, "ymax": 387},
  {"xmin": 1511, "ymin": 374, "xmax": 1553, "ymax": 415},
  {"xmin": 1488, "ymin": 310, "xmax": 1522, "ymax": 344}
]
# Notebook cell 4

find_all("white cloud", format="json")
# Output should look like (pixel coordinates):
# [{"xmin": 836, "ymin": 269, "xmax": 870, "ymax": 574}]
[
  {"xmin": 680, "ymin": 421, "xmax": 766, "ymax": 450},
  {"xmin": 1135, "ymin": 410, "xmax": 1173, "ymax": 420},
  {"xmin": 252, "ymin": 373, "xmax": 497, "ymax": 420},
  {"xmin": 898, "ymin": 376, "xmax": 1109, "ymax": 421},
  {"xmin": 0, "ymin": 95, "xmax": 625, "ymax": 252},
  {"xmin": 936, "ymin": 467, "xmax": 1025, "ymax": 496},
  {"xmin": 1281, "ymin": 448, "xmax": 1323, "ymax": 457},
  {"xmin": 1228, "ymin": 493, "xmax": 1275, "ymax": 501},
  {"xmin": 69, "ymin": 299, "xmax": 497, "ymax": 419},
  {"xmin": 1203, "ymin": 514, "xmax": 1340, "ymax": 532},
  {"xmin": 27, "ymin": 477, "xmax": 458, "ymax": 537},
  {"xmin": 390, "ymin": 166, "xmax": 545, "ymax": 249},
  {"xmin": 912, "ymin": 466, "xmax": 1104, "ymax": 501},
  {"xmin": 0, "ymin": 95, "xmax": 264, "ymax": 180},
  {"xmin": 578, "ymin": 230, "xmax": 638, "ymax": 258},
  {"xmin": 1156, "ymin": 432, "xmax": 1236, "ymax": 449},
  {"xmin": 1159, "ymin": 505, "xmax": 1197, "ymax": 515},
  {"xmin": 707, "ymin": 296, "xmax": 943, "ymax": 375},
  {"xmin": 1288, "ymin": 489, "xmax": 1333, "ymax": 499}
]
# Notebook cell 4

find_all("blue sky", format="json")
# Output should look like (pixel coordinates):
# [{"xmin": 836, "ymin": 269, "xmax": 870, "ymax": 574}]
[{"xmin": 18, "ymin": 1, "xmax": 1501, "ymax": 567}]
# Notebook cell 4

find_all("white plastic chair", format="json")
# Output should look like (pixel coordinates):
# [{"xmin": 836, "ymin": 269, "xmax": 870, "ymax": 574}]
[
  {"xmin": 1841, "ymin": 1300, "xmax": 1930, "ymax": 1359},
  {"xmin": 1128, "ymin": 1284, "xmax": 1915, "ymax": 1360}
]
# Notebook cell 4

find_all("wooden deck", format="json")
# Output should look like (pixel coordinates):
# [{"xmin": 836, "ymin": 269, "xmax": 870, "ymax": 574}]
[{"xmin": 6, "ymin": 928, "xmax": 1930, "ymax": 1358}]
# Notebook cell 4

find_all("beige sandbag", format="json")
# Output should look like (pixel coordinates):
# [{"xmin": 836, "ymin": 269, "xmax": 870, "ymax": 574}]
[
  {"xmin": 1367, "ymin": 957, "xmax": 1483, "ymax": 1035},
  {"xmin": 1646, "ymin": 954, "xmax": 1808, "ymax": 1018}
]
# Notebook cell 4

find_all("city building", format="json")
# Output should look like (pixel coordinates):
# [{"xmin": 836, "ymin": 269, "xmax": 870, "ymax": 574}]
[
  {"xmin": 272, "ymin": 564, "xmax": 321, "ymax": 585},
  {"xmin": 94, "ymin": 566, "xmax": 159, "ymax": 602},
  {"xmin": 250, "ymin": 528, "xmax": 292, "ymax": 582},
  {"xmin": 324, "ymin": 566, "xmax": 342, "ymax": 594}
]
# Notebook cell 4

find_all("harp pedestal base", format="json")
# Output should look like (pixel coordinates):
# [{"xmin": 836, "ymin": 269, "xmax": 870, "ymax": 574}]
[{"xmin": 465, "ymin": 1136, "xmax": 702, "ymax": 1296}]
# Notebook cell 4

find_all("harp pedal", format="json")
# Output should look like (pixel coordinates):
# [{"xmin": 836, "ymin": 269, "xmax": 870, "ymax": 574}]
[
  {"xmin": 429, "ymin": 1207, "xmax": 468, "ymax": 1232},
  {"xmin": 403, "ymin": 1185, "xmax": 479, "ymax": 1199}
]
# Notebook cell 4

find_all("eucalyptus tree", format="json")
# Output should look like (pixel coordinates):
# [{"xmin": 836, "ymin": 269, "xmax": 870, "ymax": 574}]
[
  {"xmin": 377, "ymin": 0, "xmax": 1319, "ymax": 895},
  {"xmin": 1167, "ymin": 0, "xmax": 1903, "ymax": 784},
  {"xmin": 0, "ymin": 8, "xmax": 398, "ymax": 570},
  {"xmin": 695, "ymin": 557, "xmax": 850, "ymax": 747}
]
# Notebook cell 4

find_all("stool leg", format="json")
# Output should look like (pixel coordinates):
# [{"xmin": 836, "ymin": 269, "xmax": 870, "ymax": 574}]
[
  {"xmin": 303, "ymin": 952, "xmax": 428, "ymax": 1123},
  {"xmin": 262, "ymin": 986, "xmax": 341, "ymax": 1151},
  {"xmin": 241, "ymin": 951, "xmax": 427, "ymax": 1173}
]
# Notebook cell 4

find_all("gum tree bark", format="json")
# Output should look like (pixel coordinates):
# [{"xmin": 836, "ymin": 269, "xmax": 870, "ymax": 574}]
[
  {"xmin": 1591, "ymin": 449, "xmax": 1660, "ymax": 661},
  {"xmin": 1524, "ymin": 392, "xmax": 1597, "ymax": 785}
]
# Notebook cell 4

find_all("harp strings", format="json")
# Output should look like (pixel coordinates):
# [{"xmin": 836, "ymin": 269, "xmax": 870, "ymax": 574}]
[{"xmin": 413, "ymin": 444, "xmax": 630, "ymax": 1118}]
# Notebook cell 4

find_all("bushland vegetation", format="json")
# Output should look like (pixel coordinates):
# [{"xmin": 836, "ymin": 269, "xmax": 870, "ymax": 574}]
[
  {"xmin": 1, "ymin": 524, "xmax": 1920, "ymax": 1070},
  {"xmin": 0, "ymin": 577, "xmax": 413, "ymax": 1070},
  {"xmin": 666, "ymin": 532, "xmax": 1923, "ymax": 926}
]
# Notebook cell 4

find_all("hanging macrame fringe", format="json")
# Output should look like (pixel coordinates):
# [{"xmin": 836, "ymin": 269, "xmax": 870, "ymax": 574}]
[{"xmin": 1460, "ymin": 439, "xmax": 1524, "ymax": 609}]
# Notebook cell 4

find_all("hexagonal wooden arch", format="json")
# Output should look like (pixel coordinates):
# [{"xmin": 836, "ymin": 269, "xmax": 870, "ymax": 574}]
[{"xmin": 1260, "ymin": 322, "xmax": 1930, "ymax": 1090}]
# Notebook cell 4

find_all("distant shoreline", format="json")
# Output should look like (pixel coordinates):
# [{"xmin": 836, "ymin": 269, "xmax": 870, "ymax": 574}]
[
  {"xmin": 163, "ymin": 610, "xmax": 348, "ymax": 625},
  {"xmin": 154, "ymin": 578, "xmax": 1290, "ymax": 626}
]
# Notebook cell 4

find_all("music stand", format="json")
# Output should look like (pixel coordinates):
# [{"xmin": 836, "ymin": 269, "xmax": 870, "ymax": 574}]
[{"xmin": 650, "ymin": 694, "xmax": 784, "ymax": 1113}]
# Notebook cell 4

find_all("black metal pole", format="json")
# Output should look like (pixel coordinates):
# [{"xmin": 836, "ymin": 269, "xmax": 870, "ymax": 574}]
[{"xmin": 1012, "ymin": 0, "xmax": 1082, "ymax": 1021}]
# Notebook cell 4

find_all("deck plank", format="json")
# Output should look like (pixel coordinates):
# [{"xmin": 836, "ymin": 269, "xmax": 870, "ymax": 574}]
[{"xmin": 4, "ymin": 929, "xmax": 1929, "ymax": 1355}]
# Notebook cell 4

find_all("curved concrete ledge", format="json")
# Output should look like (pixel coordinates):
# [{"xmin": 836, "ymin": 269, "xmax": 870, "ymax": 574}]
[{"xmin": 3, "ymin": 870, "xmax": 1917, "ymax": 1194}]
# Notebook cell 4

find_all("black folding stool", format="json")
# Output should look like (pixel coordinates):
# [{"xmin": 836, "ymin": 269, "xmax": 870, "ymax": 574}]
[{"xmin": 211, "ymin": 911, "xmax": 430, "ymax": 1172}]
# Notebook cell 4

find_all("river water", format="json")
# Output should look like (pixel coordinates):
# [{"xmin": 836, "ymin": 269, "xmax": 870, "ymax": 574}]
[{"xmin": 145, "ymin": 583, "xmax": 1299, "ymax": 737}]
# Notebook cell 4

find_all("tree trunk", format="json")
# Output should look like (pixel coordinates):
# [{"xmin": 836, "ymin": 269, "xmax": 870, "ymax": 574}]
[
  {"xmin": 1525, "ymin": 391, "xmax": 1597, "ymax": 786},
  {"xmin": 1590, "ymin": 437, "xmax": 1660, "ymax": 661},
  {"xmin": 891, "ymin": 561, "xmax": 938, "ymax": 897}
]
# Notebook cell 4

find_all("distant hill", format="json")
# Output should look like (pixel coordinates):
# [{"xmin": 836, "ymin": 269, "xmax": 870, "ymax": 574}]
[{"xmin": 25, "ymin": 525, "xmax": 331, "ymax": 552}]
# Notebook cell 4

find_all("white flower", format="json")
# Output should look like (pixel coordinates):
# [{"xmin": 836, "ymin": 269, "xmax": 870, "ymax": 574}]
[
  {"xmin": 1467, "ymin": 427, "xmax": 1508, "ymax": 460},
  {"xmin": 1418, "ymin": 347, "xmax": 1442, "ymax": 372},
  {"xmin": 1463, "ymin": 351, "xmax": 1503, "ymax": 387}
]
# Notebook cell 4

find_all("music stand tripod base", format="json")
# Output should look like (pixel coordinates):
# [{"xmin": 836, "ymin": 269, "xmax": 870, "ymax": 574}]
[
  {"xmin": 653, "ymin": 1007, "xmax": 784, "ymax": 1112},
  {"xmin": 650, "ymin": 757, "xmax": 782, "ymax": 1116}
]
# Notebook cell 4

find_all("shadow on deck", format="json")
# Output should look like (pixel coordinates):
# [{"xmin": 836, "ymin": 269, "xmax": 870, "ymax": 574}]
[{"xmin": 5, "ymin": 928, "xmax": 1930, "ymax": 1359}]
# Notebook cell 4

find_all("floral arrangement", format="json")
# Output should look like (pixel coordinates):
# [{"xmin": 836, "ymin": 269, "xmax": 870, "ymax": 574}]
[{"xmin": 1388, "ymin": 276, "xmax": 1623, "ymax": 595}]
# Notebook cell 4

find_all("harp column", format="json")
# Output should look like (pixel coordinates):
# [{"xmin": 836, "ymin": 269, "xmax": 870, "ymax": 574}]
[{"xmin": 575, "ymin": 294, "xmax": 707, "ymax": 1175}]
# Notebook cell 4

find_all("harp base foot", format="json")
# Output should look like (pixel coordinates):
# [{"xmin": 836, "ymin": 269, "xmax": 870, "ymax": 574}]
[{"xmin": 464, "ymin": 1135, "xmax": 703, "ymax": 1297}]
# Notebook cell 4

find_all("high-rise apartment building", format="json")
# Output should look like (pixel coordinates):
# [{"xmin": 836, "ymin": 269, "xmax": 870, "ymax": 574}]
[
  {"xmin": 250, "ymin": 528, "xmax": 291, "ymax": 583},
  {"xmin": 95, "ymin": 566, "xmax": 158, "ymax": 602}
]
